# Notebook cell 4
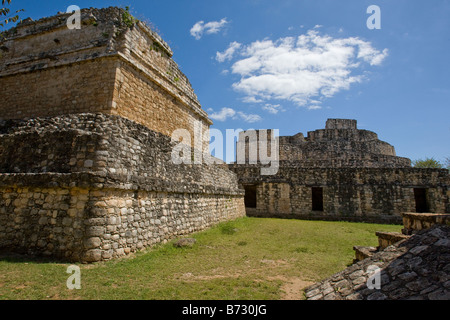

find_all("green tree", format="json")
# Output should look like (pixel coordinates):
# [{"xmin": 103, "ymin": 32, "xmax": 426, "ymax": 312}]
[
  {"xmin": 1, "ymin": 0, "xmax": 24, "ymax": 28},
  {"xmin": 412, "ymin": 157, "xmax": 444, "ymax": 169}
]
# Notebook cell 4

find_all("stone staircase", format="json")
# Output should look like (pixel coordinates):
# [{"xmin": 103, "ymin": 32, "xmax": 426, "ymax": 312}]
[{"xmin": 353, "ymin": 212, "xmax": 450, "ymax": 263}]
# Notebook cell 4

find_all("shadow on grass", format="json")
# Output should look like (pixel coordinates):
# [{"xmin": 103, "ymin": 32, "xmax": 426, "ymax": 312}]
[{"xmin": 0, "ymin": 249, "xmax": 70, "ymax": 264}]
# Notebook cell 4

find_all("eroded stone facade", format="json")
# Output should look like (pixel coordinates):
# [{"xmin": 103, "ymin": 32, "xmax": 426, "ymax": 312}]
[
  {"xmin": 0, "ymin": 8, "xmax": 245, "ymax": 262},
  {"xmin": 230, "ymin": 119, "xmax": 449, "ymax": 223},
  {"xmin": 0, "ymin": 7, "xmax": 210, "ymax": 150},
  {"xmin": 305, "ymin": 213, "xmax": 450, "ymax": 300}
]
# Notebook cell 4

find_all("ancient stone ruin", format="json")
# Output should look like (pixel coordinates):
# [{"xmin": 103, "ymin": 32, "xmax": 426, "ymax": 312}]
[
  {"xmin": 229, "ymin": 119, "xmax": 449, "ymax": 223},
  {"xmin": 305, "ymin": 213, "xmax": 450, "ymax": 300},
  {"xmin": 0, "ymin": 7, "xmax": 245, "ymax": 262},
  {"xmin": 0, "ymin": 6, "xmax": 449, "ymax": 272}
]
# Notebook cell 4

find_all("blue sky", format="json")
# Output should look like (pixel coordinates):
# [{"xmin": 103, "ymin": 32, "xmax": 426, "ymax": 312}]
[{"xmin": 4, "ymin": 0, "xmax": 450, "ymax": 163}]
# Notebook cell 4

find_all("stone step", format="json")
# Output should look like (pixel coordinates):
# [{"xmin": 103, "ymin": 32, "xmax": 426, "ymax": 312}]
[
  {"xmin": 353, "ymin": 246, "xmax": 378, "ymax": 263},
  {"xmin": 376, "ymin": 231, "xmax": 410, "ymax": 249},
  {"xmin": 402, "ymin": 213, "xmax": 450, "ymax": 235}
]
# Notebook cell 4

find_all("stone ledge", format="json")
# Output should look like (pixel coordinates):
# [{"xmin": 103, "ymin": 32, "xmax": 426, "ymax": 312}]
[
  {"xmin": 376, "ymin": 232, "xmax": 411, "ymax": 249},
  {"xmin": 353, "ymin": 246, "xmax": 377, "ymax": 262},
  {"xmin": 402, "ymin": 212, "xmax": 450, "ymax": 221},
  {"xmin": 0, "ymin": 172, "xmax": 244, "ymax": 196},
  {"xmin": 402, "ymin": 213, "xmax": 450, "ymax": 235},
  {"xmin": 305, "ymin": 225, "xmax": 450, "ymax": 300}
]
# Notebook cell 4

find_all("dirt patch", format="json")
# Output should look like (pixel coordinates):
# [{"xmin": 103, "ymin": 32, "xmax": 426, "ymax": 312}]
[
  {"xmin": 177, "ymin": 272, "xmax": 242, "ymax": 281},
  {"xmin": 268, "ymin": 275, "xmax": 314, "ymax": 300},
  {"xmin": 259, "ymin": 259, "xmax": 289, "ymax": 266},
  {"xmin": 282, "ymin": 278, "xmax": 315, "ymax": 300}
]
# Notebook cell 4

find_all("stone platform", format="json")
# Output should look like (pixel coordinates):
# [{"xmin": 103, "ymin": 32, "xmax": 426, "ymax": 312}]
[
  {"xmin": 306, "ymin": 212, "xmax": 450, "ymax": 300},
  {"xmin": 0, "ymin": 114, "xmax": 245, "ymax": 262}
]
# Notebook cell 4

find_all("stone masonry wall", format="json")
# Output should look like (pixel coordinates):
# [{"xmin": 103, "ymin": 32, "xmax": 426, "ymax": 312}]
[
  {"xmin": 304, "ymin": 225, "xmax": 450, "ymax": 300},
  {"xmin": 0, "ymin": 114, "xmax": 234, "ymax": 188},
  {"xmin": 236, "ymin": 120, "xmax": 411, "ymax": 167},
  {"xmin": 0, "ymin": 58, "xmax": 117, "ymax": 119},
  {"xmin": 230, "ymin": 119, "xmax": 448, "ymax": 222},
  {"xmin": 230, "ymin": 165, "xmax": 449, "ymax": 223},
  {"xmin": 112, "ymin": 60, "xmax": 209, "ymax": 152},
  {"xmin": 0, "ymin": 7, "xmax": 246, "ymax": 262},
  {"xmin": 0, "ymin": 114, "xmax": 245, "ymax": 262},
  {"xmin": 0, "ymin": 182, "xmax": 244, "ymax": 262},
  {"xmin": 0, "ymin": 7, "xmax": 210, "ymax": 150}
]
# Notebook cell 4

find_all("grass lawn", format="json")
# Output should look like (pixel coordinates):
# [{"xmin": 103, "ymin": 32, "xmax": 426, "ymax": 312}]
[{"xmin": 0, "ymin": 217, "xmax": 402, "ymax": 300}]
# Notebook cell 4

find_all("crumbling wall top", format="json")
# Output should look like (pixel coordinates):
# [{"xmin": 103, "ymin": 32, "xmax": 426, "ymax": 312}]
[
  {"xmin": 0, "ymin": 6, "xmax": 211, "ymax": 131},
  {"xmin": 325, "ymin": 119, "xmax": 357, "ymax": 130},
  {"xmin": 234, "ymin": 118, "xmax": 411, "ymax": 167},
  {"xmin": 1, "ymin": 6, "xmax": 172, "ymax": 56}
]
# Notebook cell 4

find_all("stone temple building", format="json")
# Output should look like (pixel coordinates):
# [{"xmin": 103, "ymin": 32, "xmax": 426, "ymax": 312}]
[
  {"xmin": 0, "ymin": 7, "xmax": 245, "ymax": 262},
  {"xmin": 229, "ymin": 119, "xmax": 449, "ymax": 223},
  {"xmin": 0, "ymin": 7, "xmax": 448, "ymax": 263}
]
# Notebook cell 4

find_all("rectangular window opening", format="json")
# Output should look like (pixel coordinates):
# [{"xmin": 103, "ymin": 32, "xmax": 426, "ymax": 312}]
[
  {"xmin": 414, "ymin": 188, "xmax": 429, "ymax": 213},
  {"xmin": 312, "ymin": 187, "xmax": 324, "ymax": 212},
  {"xmin": 244, "ymin": 185, "xmax": 257, "ymax": 208}
]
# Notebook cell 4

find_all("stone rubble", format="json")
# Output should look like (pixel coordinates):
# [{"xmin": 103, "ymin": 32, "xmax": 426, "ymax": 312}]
[{"xmin": 305, "ymin": 224, "xmax": 450, "ymax": 300}]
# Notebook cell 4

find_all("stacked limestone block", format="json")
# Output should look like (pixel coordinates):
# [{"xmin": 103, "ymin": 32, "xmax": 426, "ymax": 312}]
[
  {"xmin": 0, "ymin": 8, "xmax": 246, "ymax": 262},
  {"xmin": 0, "ymin": 7, "xmax": 210, "ymax": 151},
  {"xmin": 230, "ymin": 165, "xmax": 449, "ymax": 223},
  {"xmin": 229, "ymin": 119, "xmax": 449, "ymax": 222},
  {"xmin": 0, "ymin": 115, "xmax": 245, "ymax": 262},
  {"xmin": 305, "ymin": 225, "xmax": 450, "ymax": 300}
]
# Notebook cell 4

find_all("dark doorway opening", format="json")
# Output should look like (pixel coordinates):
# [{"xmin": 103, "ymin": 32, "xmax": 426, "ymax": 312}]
[
  {"xmin": 414, "ymin": 188, "xmax": 429, "ymax": 213},
  {"xmin": 312, "ymin": 187, "xmax": 324, "ymax": 211},
  {"xmin": 244, "ymin": 185, "xmax": 257, "ymax": 208}
]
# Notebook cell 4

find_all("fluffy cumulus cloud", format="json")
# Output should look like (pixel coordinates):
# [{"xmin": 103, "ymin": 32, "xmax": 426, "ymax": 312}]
[
  {"xmin": 216, "ymin": 41, "xmax": 242, "ymax": 62},
  {"xmin": 209, "ymin": 107, "xmax": 262, "ymax": 123},
  {"xmin": 216, "ymin": 29, "xmax": 388, "ymax": 109},
  {"xmin": 209, "ymin": 107, "xmax": 236, "ymax": 122},
  {"xmin": 262, "ymin": 104, "xmax": 285, "ymax": 114},
  {"xmin": 190, "ymin": 18, "xmax": 229, "ymax": 40},
  {"xmin": 236, "ymin": 112, "xmax": 262, "ymax": 123}
]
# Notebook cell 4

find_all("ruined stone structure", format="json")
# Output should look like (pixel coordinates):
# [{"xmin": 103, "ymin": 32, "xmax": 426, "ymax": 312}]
[
  {"xmin": 0, "ymin": 7, "xmax": 210, "ymax": 151},
  {"xmin": 0, "ymin": 6, "xmax": 448, "ymax": 265},
  {"xmin": 230, "ymin": 119, "xmax": 449, "ymax": 223},
  {"xmin": 0, "ymin": 8, "xmax": 245, "ymax": 262},
  {"xmin": 305, "ymin": 213, "xmax": 450, "ymax": 300}
]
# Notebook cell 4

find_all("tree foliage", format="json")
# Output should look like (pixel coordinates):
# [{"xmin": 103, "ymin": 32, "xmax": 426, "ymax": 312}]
[
  {"xmin": 1, "ymin": 0, "xmax": 24, "ymax": 28},
  {"xmin": 444, "ymin": 157, "xmax": 450, "ymax": 170},
  {"xmin": 412, "ymin": 157, "xmax": 444, "ymax": 169}
]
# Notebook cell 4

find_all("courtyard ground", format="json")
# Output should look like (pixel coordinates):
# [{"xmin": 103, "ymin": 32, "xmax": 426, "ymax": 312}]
[{"xmin": 0, "ymin": 217, "xmax": 401, "ymax": 300}]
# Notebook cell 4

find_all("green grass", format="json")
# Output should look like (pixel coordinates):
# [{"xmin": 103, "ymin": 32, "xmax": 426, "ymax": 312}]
[{"xmin": 0, "ymin": 217, "xmax": 401, "ymax": 300}]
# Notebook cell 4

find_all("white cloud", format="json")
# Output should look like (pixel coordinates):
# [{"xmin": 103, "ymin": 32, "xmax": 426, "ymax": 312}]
[
  {"xmin": 262, "ymin": 104, "xmax": 285, "ymax": 114},
  {"xmin": 209, "ymin": 107, "xmax": 236, "ymax": 121},
  {"xmin": 216, "ymin": 41, "xmax": 242, "ymax": 62},
  {"xmin": 190, "ymin": 22, "xmax": 205, "ymax": 40},
  {"xmin": 242, "ymin": 96, "xmax": 264, "ymax": 103},
  {"xmin": 209, "ymin": 107, "xmax": 262, "ymax": 123},
  {"xmin": 190, "ymin": 18, "xmax": 229, "ymax": 40},
  {"xmin": 237, "ymin": 112, "xmax": 262, "ymax": 123},
  {"xmin": 221, "ymin": 29, "xmax": 388, "ymax": 108}
]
